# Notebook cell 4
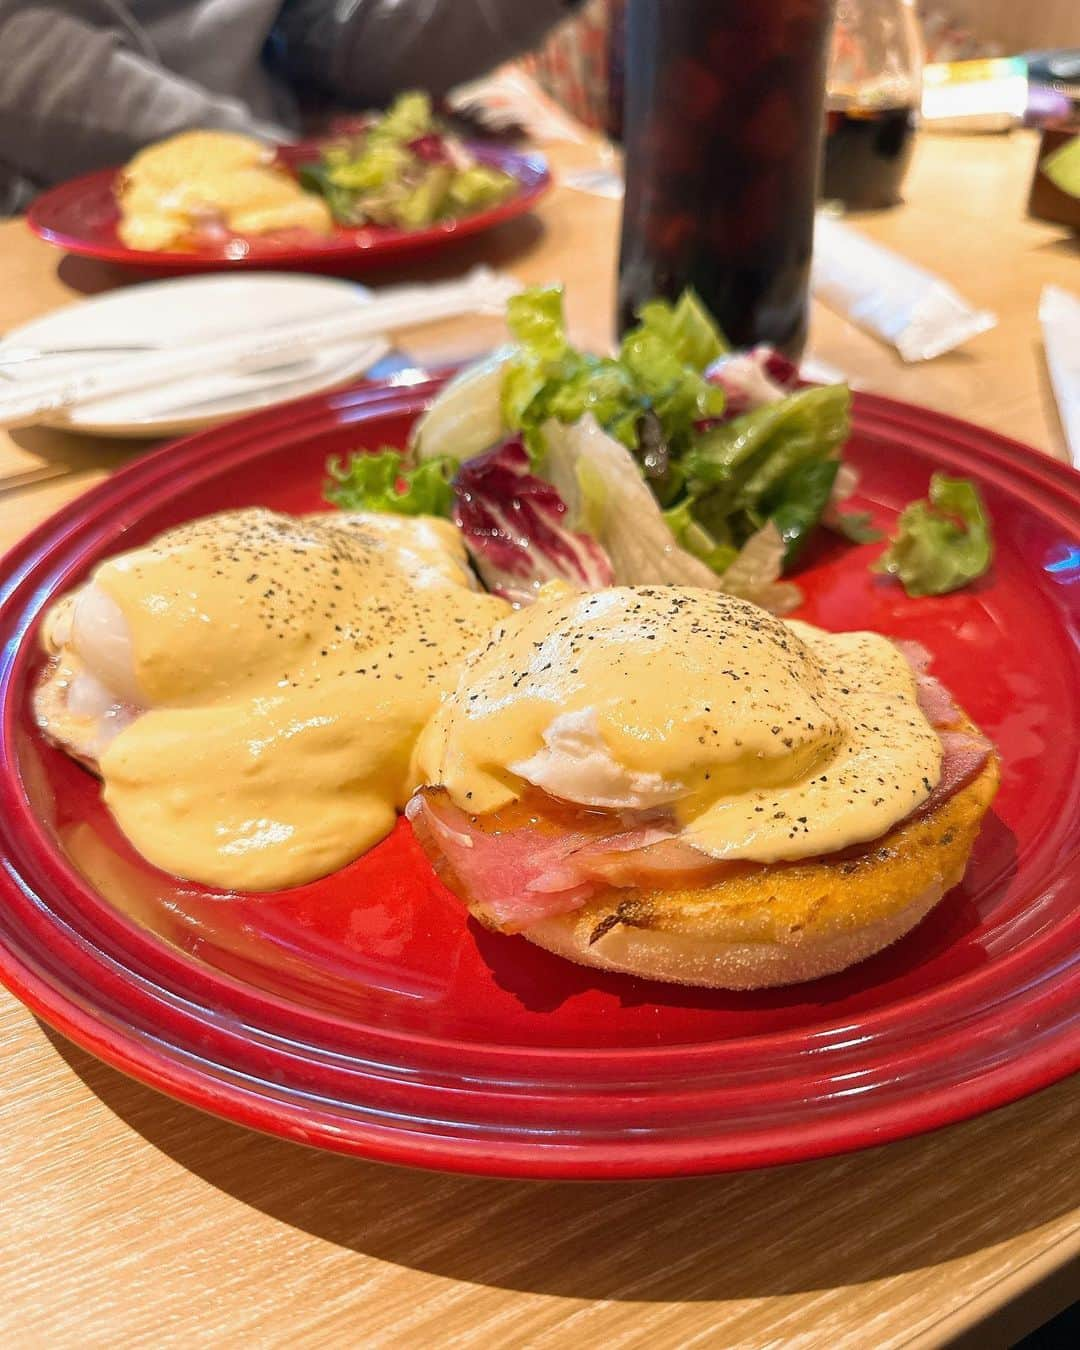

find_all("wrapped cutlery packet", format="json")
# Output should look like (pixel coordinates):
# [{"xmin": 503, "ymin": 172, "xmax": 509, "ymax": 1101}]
[{"xmin": 811, "ymin": 214, "xmax": 997, "ymax": 362}]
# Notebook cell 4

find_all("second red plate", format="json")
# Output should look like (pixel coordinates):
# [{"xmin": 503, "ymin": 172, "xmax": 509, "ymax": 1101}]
[
  {"xmin": 26, "ymin": 144, "xmax": 550, "ymax": 272},
  {"xmin": 0, "ymin": 379, "xmax": 1077, "ymax": 1178}
]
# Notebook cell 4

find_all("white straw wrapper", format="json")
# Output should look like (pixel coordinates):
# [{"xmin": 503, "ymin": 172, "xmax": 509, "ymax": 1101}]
[
  {"xmin": 1039, "ymin": 285, "xmax": 1080, "ymax": 468},
  {"xmin": 811, "ymin": 214, "xmax": 996, "ymax": 362}
]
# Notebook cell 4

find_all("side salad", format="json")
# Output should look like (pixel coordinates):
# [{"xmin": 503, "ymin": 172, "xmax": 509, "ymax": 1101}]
[
  {"xmin": 326, "ymin": 286, "xmax": 992, "ymax": 610},
  {"xmin": 299, "ymin": 92, "xmax": 518, "ymax": 230}
]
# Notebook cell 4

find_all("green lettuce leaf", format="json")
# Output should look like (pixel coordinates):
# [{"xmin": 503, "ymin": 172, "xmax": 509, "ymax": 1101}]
[
  {"xmin": 501, "ymin": 284, "xmax": 728, "ymax": 466},
  {"xmin": 505, "ymin": 286, "xmax": 570, "ymax": 362},
  {"xmin": 828, "ymin": 510, "xmax": 883, "ymax": 544},
  {"xmin": 324, "ymin": 448, "xmax": 455, "ymax": 518},
  {"xmin": 685, "ymin": 385, "xmax": 851, "ymax": 501},
  {"xmin": 663, "ymin": 499, "xmax": 738, "ymax": 574},
  {"xmin": 394, "ymin": 165, "xmax": 453, "ymax": 228},
  {"xmin": 874, "ymin": 474, "xmax": 992, "ymax": 596},
  {"xmin": 501, "ymin": 287, "xmax": 646, "ymax": 458},
  {"xmin": 371, "ymin": 91, "xmax": 435, "ymax": 145},
  {"xmin": 625, "ymin": 289, "xmax": 729, "ymax": 370},
  {"xmin": 617, "ymin": 329, "xmax": 725, "ymax": 436},
  {"xmin": 766, "ymin": 459, "xmax": 841, "ymax": 566},
  {"xmin": 448, "ymin": 165, "xmax": 517, "ymax": 211},
  {"xmin": 325, "ymin": 141, "xmax": 411, "ymax": 193}
]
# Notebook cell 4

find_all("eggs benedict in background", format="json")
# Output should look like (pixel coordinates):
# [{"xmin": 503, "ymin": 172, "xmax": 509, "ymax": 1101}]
[
  {"xmin": 408, "ymin": 587, "xmax": 999, "ymax": 988},
  {"xmin": 36, "ymin": 508, "xmax": 507, "ymax": 891},
  {"xmin": 116, "ymin": 131, "xmax": 333, "ymax": 251}
]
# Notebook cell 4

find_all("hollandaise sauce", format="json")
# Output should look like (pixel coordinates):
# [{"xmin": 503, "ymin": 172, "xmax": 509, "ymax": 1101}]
[
  {"xmin": 40, "ymin": 510, "xmax": 507, "ymax": 891},
  {"xmin": 416, "ymin": 587, "xmax": 943, "ymax": 863},
  {"xmin": 117, "ymin": 131, "xmax": 333, "ymax": 252}
]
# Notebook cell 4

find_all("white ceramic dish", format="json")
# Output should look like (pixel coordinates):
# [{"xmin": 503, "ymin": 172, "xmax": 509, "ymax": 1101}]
[{"xmin": 0, "ymin": 274, "xmax": 386, "ymax": 437}]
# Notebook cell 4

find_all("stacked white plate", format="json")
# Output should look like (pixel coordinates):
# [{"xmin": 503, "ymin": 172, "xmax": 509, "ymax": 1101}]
[{"xmin": 0, "ymin": 274, "xmax": 388, "ymax": 437}]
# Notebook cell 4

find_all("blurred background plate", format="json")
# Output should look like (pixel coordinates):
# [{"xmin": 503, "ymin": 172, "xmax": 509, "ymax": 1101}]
[
  {"xmin": 0, "ymin": 274, "xmax": 386, "ymax": 437},
  {"xmin": 26, "ymin": 145, "xmax": 550, "ymax": 274}
]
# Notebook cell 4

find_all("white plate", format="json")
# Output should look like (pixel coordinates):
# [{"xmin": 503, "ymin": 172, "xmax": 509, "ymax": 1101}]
[{"xmin": 0, "ymin": 274, "xmax": 386, "ymax": 437}]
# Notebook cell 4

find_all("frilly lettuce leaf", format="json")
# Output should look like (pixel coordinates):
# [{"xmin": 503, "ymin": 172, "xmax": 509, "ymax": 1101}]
[
  {"xmin": 506, "ymin": 286, "xmax": 569, "ymax": 361},
  {"xmin": 501, "ymin": 285, "xmax": 727, "ymax": 464},
  {"xmin": 626, "ymin": 289, "xmax": 728, "ymax": 370},
  {"xmin": 325, "ymin": 448, "xmax": 454, "ymax": 518},
  {"xmin": 875, "ymin": 474, "xmax": 992, "ymax": 596},
  {"xmin": 617, "ymin": 328, "xmax": 725, "ymax": 439}
]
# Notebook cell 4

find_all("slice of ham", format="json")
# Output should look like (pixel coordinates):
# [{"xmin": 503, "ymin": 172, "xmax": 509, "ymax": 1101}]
[
  {"xmin": 895, "ymin": 639, "xmax": 995, "ymax": 811},
  {"xmin": 408, "ymin": 642, "xmax": 994, "ymax": 932},
  {"xmin": 406, "ymin": 792, "xmax": 729, "ymax": 932}
]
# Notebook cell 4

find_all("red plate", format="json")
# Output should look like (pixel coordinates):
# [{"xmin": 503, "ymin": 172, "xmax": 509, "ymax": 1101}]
[
  {"xmin": 1, "ymin": 379, "xmax": 1078, "ymax": 1178},
  {"xmin": 26, "ymin": 144, "xmax": 550, "ymax": 272}
]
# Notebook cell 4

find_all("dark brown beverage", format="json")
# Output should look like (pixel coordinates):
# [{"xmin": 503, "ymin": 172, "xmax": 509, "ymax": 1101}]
[
  {"xmin": 822, "ymin": 104, "xmax": 916, "ymax": 209},
  {"xmin": 617, "ymin": 0, "xmax": 833, "ymax": 357}
]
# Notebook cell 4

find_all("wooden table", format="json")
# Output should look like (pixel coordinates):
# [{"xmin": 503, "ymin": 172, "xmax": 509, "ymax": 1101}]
[{"xmin": 1, "ymin": 131, "xmax": 1078, "ymax": 1349}]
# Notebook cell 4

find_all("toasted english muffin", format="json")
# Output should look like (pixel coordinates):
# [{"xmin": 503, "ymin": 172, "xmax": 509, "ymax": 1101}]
[{"xmin": 522, "ymin": 735, "xmax": 999, "ymax": 989}]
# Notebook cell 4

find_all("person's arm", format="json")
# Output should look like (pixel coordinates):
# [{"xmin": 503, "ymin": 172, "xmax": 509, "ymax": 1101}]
[
  {"xmin": 0, "ymin": 2, "xmax": 286, "ymax": 188},
  {"xmin": 273, "ymin": 0, "xmax": 584, "ymax": 106}
]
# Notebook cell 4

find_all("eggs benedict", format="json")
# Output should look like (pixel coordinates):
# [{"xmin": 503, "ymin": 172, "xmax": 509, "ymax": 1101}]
[
  {"xmin": 116, "ymin": 131, "xmax": 333, "ymax": 251},
  {"xmin": 408, "ymin": 587, "xmax": 999, "ymax": 987},
  {"xmin": 35, "ymin": 508, "xmax": 507, "ymax": 891}
]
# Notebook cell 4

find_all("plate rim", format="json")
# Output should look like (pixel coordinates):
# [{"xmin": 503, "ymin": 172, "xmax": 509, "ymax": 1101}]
[{"xmin": 1, "ymin": 381, "xmax": 1078, "ymax": 1179}]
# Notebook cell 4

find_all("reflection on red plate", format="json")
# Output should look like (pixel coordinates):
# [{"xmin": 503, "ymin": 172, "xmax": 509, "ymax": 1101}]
[
  {"xmin": 26, "ymin": 143, "xmax": 550, "ymax": 272},
  {"xmin": 0, "ymin": 379, "xmax": 1078, "ymax": 1178}
]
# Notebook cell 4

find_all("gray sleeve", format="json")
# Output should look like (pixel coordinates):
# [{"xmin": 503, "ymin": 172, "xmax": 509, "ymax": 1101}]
[
  {"xmin": 274, "ymin": 0, "xmax": 581, "ymax": 105},
  {"xmin": 0, "ymin": 2, "xmax": 286, "ymax": 189}
]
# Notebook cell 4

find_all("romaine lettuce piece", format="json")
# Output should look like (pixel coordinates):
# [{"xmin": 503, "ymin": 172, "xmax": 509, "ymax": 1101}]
[
  {"xmin": 663, "ymin": 499, "xmax": 738, "ymax": 575},
  {"xmin": 539, "ymin": 415, "xmax": 728, "ymax": 588},
  {"xmin": 685, "ymin": 385, "xmax": 851, "ymax": 501},
  {"xmin": 714, "ymin": 523, "xmax": 802, "ymax": 615},
  {"xmin": 326, "ymin": 141, "xmax": 411, "ymax": 193},
  {"xmin": 766, "ymin": 459, "xmax": 841, "ymax": 566}
]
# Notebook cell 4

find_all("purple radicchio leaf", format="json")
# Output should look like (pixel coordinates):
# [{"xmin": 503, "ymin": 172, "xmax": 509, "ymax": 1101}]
[
  {"xmin": 452, "ymin": 438, "xmax": 615, "ymax": 605},
  {"xmin": 700, "ymin": 346, "xmax": 799, "ymax": 426},
  {"xmin": 407, "ymin": 133, "xmax": 452, "ymax": 164}
]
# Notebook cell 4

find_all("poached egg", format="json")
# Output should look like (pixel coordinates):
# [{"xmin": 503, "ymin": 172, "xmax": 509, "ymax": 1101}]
[
  {"xmin": 414, "ymin": 586, "xmax": 944, "ymax": 863},
  {"xmin": 36, "ymin": 508, "xmax": 507, "ymax": 890}
]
